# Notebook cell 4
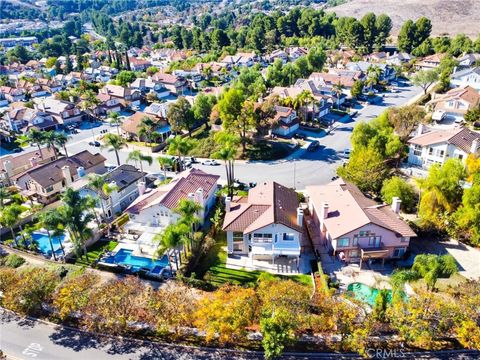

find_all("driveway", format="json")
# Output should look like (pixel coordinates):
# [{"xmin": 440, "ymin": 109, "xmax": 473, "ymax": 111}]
[{"xmin": 410, "ymin": 238, "xmax": 480, "ymax": 280}]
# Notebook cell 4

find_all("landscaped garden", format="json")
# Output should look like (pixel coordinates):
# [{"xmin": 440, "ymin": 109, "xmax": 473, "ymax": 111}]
[{"xmin": 74, "ymin": 240, "xmax": 118, "ymax": 266}]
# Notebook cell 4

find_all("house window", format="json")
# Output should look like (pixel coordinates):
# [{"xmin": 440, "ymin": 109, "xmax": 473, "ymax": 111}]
[
  {"xmin": 283, "ymin": 233, "xmax": 295, "ymax": 241},
  {"xmin": 352, "ymin": 237, "xmax": 358, "ymax": 246},
  {"xmin": 359, "ymin": 231, "xmax": 368, "ymax": 237},
  {"xmin": 252, "ymin": 233, "xmax": 273, "ymax": 243},
  {"xmin": 349, "ymin": 249, "xmax": 360, "ymax": 258},
  {"xmin": 45, "ymin": 185, "xmax": 54, "ymax": 193},
  {"xmin": 457, "ymin": 154, "xmax": 464, "ymax": 160},
  {"xmin": 393, "ymin": 248, "xmax": 406, "ymax": 257},
  {"xmin": 369, "ymin": 236, "xmax": 381, "ymax": 247},
  {"xmin": 428, "ymin": 148, "xmax": 433, "ymax": 155},
  {"xmin": 337, "ymin": 238, "xmax": 349, "ymax": 247}
]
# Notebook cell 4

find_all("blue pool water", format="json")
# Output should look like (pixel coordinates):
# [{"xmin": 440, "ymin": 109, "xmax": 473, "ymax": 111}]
[
  {"xmin": 102, "ymin": 248, "xmax": 169, "ymax": 272},
  {"xmin": 31, "ymin": 232, "xmax": 65, "ymax": 257}
]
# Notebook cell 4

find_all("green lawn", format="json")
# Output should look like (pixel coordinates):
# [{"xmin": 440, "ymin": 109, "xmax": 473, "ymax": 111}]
[
  {"xmin": 195, "ymin": 231, "xmax": 312, "ymax": 288},
  {"xmin": 411, "ymin": 273, "xmax": 467, "ymax": 292},
  {"xmin": 74, "ymin": 240, "xmax": 118, "ymax": 267}
]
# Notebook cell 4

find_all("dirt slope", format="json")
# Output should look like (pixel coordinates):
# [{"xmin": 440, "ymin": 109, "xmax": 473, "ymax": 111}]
[{"xmin": 328, "ymin": 0, "xmax": 480, "ymax": 38}]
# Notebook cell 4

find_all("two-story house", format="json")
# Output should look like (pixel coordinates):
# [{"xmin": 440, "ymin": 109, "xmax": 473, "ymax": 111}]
[
  {"xmin": 151, "ymin": 73, "xmax": 187, "ymax": 95},
  {"xmin": 223, "ymin": 181, "xmax": 304, "ymax": 267},
  {"xmin": 130, "ymin": 77, "xmax": 171, "ymax": 100},
  {"xmin": 427, "ymin": 86, "xmax": 480, "ymax": 122},
  {"xmin": 450, "ymin": 67, "xmax": 480, "ymax": 91},
  {"xmin": 270, "ymin": 105, "xmax": 299, "ymax": 137},
  {"xmin": 407, "ymin": 125, "xmax": 480, "ymax": 168},
  {"xmin": 346, "ymin": 61, "xmax": 396, "ymax": 82},
  {"xmin": 306, "ymin": 178, "xmax": 416, "ymax": 266},
  {"xmin": 77, "ymin": 164, "xmax": 146, "ymax": 220},
  {"xmin": 3, "ymin": 106, "xmax": 58, "ymax": 133},
  {"xmin": 0, "ymin": 147, "xmax": 56, "ymax": 186},
  {"xmin": 121, "ymin": 111, "xmax": 171, "ymax": 143},
  {"xmin": 0, "ymin": 86, "xmax": 26, "ymax": 103},
  {"xmin": 99, "ymin": 84, "xmax": 142, "ymax": 108},
  {"xmin": 125, "ymin": 168, "xmax": 219, "ymax": 228},
  {"xmin": 15, "ymin": 150, "xmax": 106, "ymax": 204},
  {"xmin": 415, "ymin": 53, "xmax": 446, "ymax": 70},
  {"xmin": 34, "ymin": 98, "xmax": 84, "ymax": 126}
]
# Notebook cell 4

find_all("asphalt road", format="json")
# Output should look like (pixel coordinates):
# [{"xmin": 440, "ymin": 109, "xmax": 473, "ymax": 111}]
[
  {"xmin": 1, "ymin": 311, "xmax": 479, "ymax": 360},
  {"xmin": 2, "ymin": 83, "xmax": 423, "ymax": 189}
]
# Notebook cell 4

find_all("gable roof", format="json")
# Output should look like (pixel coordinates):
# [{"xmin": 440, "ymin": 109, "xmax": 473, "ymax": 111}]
[
  {"xmin": 126, "ymin": 168, "xmax": 219, "ymax": 214},
  {"xmin": 408, "ymin": 127, "xmax": 480, "ymax": 153},
  {"xmin": 428, "ymin": 86, "xmax": 480, "ymax": 106},
  {"xmin": 306, "ymin": 179, "xmax": 416, "ymax": 239},
  {"xmin": 17, "ymin": 150, "xmax": 106, "ymax": 187},
  {"xmin": 223, "ymin": 181, "xmax": 302, "ymax": 234},
  {"xmin": 95, "ymin": 164, "xmax": 145, "ymax": 199}
]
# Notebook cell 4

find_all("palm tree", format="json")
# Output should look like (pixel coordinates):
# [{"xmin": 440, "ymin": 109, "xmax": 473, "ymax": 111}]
[
  {"xmin": 42, "ymin": 131, "xmax": 59, "ymax": 159},
  {"xmin": 17, "ymin": 129, "xmax": 45, "ymax": 159},
  {"xmin": 101, "ymin": 133, "xmax": 126, "ymax": 166},
  {"xmin": 137, "ymin": 116, "xmax": 160, "ymax": 145},
  {"xmin": 57, "ymin": 189, "xmax": 95, "ymax": 260},
  {"xmin": 36, "ymin": 210, "xmax": 65, "ymax": 260},
  {"xmin": 80, "ymin": 89, "xmax": 100, "ymax": 121},
  {"xmin": 166, "ymin": 135, "xmax": 193, "ymax": 172},
  {"xmin": 367, "ymin": 65, "xmax": 382, "ymax": 89},
  {"xmin": 157, "ymin": 156, "xmax": 175, "ymax": 180},
  {"xmin": 54, "ymin": 132, "xmax": 70, "ymax": 158},
  {"xmin": 127, "ymin": 149, "xmax": 153, "ymax": 178},
  {"xmin": 213, "ymin": 146, "xmax": 237, "ymax": 198},
  {"xmin": 0, "ymin": 204, "xmax": 25, "ymax": 247},
  {"xmin": 153, "ymin": 223, "xmax": 189, "ymax": 270},
  {"xmin": 174, "ymin": 199, "xmax": 202, "ymax": 255},
  {"xmin": 87, "ymin": 174, "xmax": 108, "ymax": 220},
  {"xmin": 332, "ymin": 82, "xmax": 344, "ymax": 109},
  {"xmin": 109, "ymin": 112, "xmax": 122, "ymax": 135}
]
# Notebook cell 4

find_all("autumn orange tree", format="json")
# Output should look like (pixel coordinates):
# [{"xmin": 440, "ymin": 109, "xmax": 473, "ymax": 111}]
[
  {"xmin": 53, "ymin": 271, "xmax": 100, "ymax": 320},
  {"xmin": 81, "ymin": 276, "xmax": 149, "ymax": 335},
  {"xmin": 194, "ymin": 285, "xmax": 259, "ymax": 344}
]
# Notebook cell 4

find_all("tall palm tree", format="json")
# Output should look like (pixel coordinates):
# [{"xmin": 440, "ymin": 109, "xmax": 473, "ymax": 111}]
[
  {"xmin": 166, "ymin": 135, "xmax": 193, "ymax": 172},
  {"xmin": 157, "ymin": 156, "xmax": 175, "ymax": 180},
  {"xmin": 36, "ymin": 210, "xmax": 65, "ymax": 260},
  {"xmin": 54, "ymin": 132, "xmax": 70, "ymax": 158},
  {"xmin": 367, "ymin": 65, "xmax": 382, "ymax": 89},
  {"xmin": 153, "ymin": 223, "xmax": 189, "ymax": 270},
  {"xmin": 137, "ymin": 116, "xmax": 160, "ymax": 145},
  {"xmin": 87, "ymin": 174, "xmax": 108, "ymax": 220},
  {"xmin": 109, "ymin": 112, "xmax": 122, "ymax": 135},
  {"xmin": 57, "ymin": 188, "xmax": 94, "ymax": 260},
  {"xmin": 213, "ymin": 146, "xmax": 237, "ymax": 198},
  {"xmin": 126, "ymin": 149, "xmax": 153, "ymax": 178},
  {"xmin": 80, "ymin": 89, "xmax": 100, "ymax": 121},
  {"xmin": 17, "ymin": 129, "xmax": 45, "ymax": 159},
  {"xmin": 42, "ymin": 131, "xmax": 59, "ymax": 159},
  {"xmin": 332, "ymin": 82, "xmax": 344, "ymax": 109},
  {"xmin": 0, "ymin": 204, "xmax": 26, "ymax": 247},
  {"xmin": 101, "ymin": 133, "xmax": 126, "ymax": 166},
  {"xmin": 174, "ymin": 199, "xmax": 202, "ymax": 250}
]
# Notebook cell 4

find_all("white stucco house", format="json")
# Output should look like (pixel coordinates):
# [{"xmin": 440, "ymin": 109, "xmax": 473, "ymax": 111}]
[
  {"xmin": 222, "ymin": 182, "xmax": 304, "ymax": 267},
  {"xmin": 407, "ymin": 125, "xmax": 480, "ymax": 169},
  {"xmin": 125, "ymin": 168, "xmax": 219, "ymax": 228},
  {"xmin": 450, "ymin": 67, "xmax": 480, "ymax": 91}
]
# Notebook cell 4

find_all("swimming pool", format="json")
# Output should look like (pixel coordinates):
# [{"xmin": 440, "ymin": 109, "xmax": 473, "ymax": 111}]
[
  {"xmin": 347, "ymin": 282, "xmax": 393, "ymax": 306},
  {"xmin": 31, "ymin": 231, "xmax": 65, "ymax": 257},
  {"xmin": 102, "ymin": 248, "xmax": 169, "ymax": 272}
]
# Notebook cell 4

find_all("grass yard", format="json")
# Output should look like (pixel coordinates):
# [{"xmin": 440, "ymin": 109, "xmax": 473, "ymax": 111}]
[
  {"xmin": 194, "ymin": 231, "xmax": 312, "ymax": 288},
  {"xmin": 411, "ymin": 273, "xmax": 467, "ymax": 293},
  {"xmin": 74, "ymin": 240, "xmax": 118, "ymax": 267}
]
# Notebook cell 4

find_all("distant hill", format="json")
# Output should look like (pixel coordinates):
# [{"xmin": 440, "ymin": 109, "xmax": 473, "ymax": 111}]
[{"xmin": 327, "ymin": 0, "xmax": 480, "ymax": 38}]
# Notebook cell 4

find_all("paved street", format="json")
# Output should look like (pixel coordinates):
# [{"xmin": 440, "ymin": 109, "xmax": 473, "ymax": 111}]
[
  {"xmin": 1, "ymin": 84, "xmax": 422, "ymax": 190},
  {"xmin": 1, "ymin": 310, "xmax": 479, "ymax": 360}
]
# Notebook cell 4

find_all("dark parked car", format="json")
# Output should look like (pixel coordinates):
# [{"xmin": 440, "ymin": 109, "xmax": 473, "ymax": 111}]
[
  {"xmin": 307, "ymin": 140, "xmax": 320, "ymax": 151},
  {"xmin": 293, "ymin": 133, "xmax": 307, "ymax": 140},
  {"xmin": 89, "ymin": 141, "xmax": 101, "ymax": 147}
]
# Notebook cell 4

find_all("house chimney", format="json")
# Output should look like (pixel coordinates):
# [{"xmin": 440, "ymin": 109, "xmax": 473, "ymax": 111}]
[
  {"xmin": 69, "ymin": 96, "xmax": 74, "ymax": 103},
  {"xmin": 391, "ymin": 197, "xmax": 401, "ymax": 214},
  {"xmin": 417, "ymin": 124, "xmax": 424, "ymax": 136},
  {"xmin": 137, "ymin": 181, "xmax": 146, "ymax": 195},
  {"xmin": 77, "ymin": 166, "xmax": 86, "ymax": 178},
  {"xmin": 225, "ymin": 197, "xmax": 231, "ymax": 212},
  {"xmin": 471, "ymin": 138, "xmax": 479, "ymax": 154},
  {"xmin": 322, "ymin": 202, "xmax": 329, "ymax": 219},
  {"xmin": 188, "ymin": 192, "xmax": 195, "ymax": 202},
  {"xmin": 29, "ymin": 157, "xmax": 38, "ymax": 167},
  {"xmin": 62, "ymin": 165, "xmax": 72, "ymax": 186},
  {"xmin": 195, "ymin": 188, "xmax": 205, "ymax": 207},
  {"xmin": 296, "ymin": 207, "xmax": 304, "ymax": 227},
  {"xmin": 3, "ymin": 160, "xmax": 13, "ymax": 177}
]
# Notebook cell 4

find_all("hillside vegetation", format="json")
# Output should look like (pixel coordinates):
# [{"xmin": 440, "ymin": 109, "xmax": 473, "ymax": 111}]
[{"xmin": 328, "ymin": 0, "xmax": 480, "ymax": 38}]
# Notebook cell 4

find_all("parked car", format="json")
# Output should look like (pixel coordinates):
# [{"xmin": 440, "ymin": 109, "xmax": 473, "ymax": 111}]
[
  {"xmin": 12, "ymin": 148, "xmax": 23, "ymax": 153},
  {"xmin": 343, "ymin": 149, "xmax": 351, "ymax": 158},
  {"xmin": 89, "ymin": 141, "xmax": 101, "ymax": 147},
  {"xmin": 293, "ymin": 133, "xmax": 307, "ymax": 140},
  {"xmin": 184, "ymin": 156, "xmax": 198, "ymax": 164},
  {"xmin": 202, "ymin": 159, "xmax": 219, "ymax": 166},
  {"xmin": 307, "ymin": 140, "xmax": 320, "ymax": 151}
]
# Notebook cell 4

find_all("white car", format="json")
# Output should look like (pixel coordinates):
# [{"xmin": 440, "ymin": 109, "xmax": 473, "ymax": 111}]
[{"xmin": 202, "ymin": 159, "xmax": 219, "ymax": 166}]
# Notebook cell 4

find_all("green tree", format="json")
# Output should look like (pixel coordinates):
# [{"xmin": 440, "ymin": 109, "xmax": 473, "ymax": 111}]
[
  {"xmin": 217, "ymin": 87, "xmax": 245, "ymax": 127},
  {"xmin": 411, "ymin": 69, "xmax": 438, "ymax": 95},
  {"xmin": 54, "ymin": 132, "xmax": 70, "ymax": 158},
  {"xmin": 412, "ymin": 254, "xmax": 458, "ymax": 291},
  {"xmin": 115, "ymin": 70, "xmax": 136, "ymax": 87},
  {"xmin": 397, "ymin": 20, "xmax": 417, "ymax": 53},
  {"xmin": 36, "ymin": 210, "xmax": 65, "ymax": 260},
  {"xmin": 350, "ymin": 80, "xmax": 364, "ymax": 99},
  {"xmin": 375, "ymin": 14, "xmax": 393, "ymax": 48},
  {"xmin": 18, "ymin": 129, "xmax": 45, "ymax": 159},
  {"xmin": 464, "ymin": 105, "xmax": 480, "ymax": 124},
  {"xmin": 260, "ymin": 309, "xmax": 295, "ymax": 360},
  {"xmin": 166, "ymin": 135, "xmax": 193, "ymax": 172},
  {"xmin": 0, "ymin": 204, "xmax": 26, "ymax": 247},
  {"xmin": 193, "ymin": 93, "xmax": 216, "ymax": 126},
  {"xmin": 101, "ymin": 133, "xmax": 126, "ymax": 166},
  {"xmin": 126, "ymin": 149, "xmax": 152, "ymax": 177},
  {"xmin": 452, "ymin": 182, "xmax": 480, "ymax": 246},
  {"xmin": 157, "ymin": 156, "xmax": 175, "ymax": 180},
  {"xmin": 360, "ymin": 12, "xmax": 377, "ymax": 52},
  {"xmin": 306, "ymin": 46, "xmax": 326, "ymax": 72},
  {"xmin": 168, "ymin": 97, "xmax": 196, "ymax": 136},
  {"xmin": 387, "ymin": 105, "xmax": 426, "ymax": 141},
  {"xmin": 381, "ymin": 176, "xmax": 417, "ymax": 213}
]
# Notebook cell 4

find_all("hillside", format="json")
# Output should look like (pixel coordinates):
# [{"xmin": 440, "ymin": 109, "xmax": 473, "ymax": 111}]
[{"xmin": 328, "ymin": 0, "xmax": 480, "ymax": 38}]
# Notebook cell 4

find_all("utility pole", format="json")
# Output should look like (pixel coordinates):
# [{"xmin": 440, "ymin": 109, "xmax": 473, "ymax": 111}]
[{"xmin": 293, "ymin": 159, "xmax": 296, "ymax": 190}]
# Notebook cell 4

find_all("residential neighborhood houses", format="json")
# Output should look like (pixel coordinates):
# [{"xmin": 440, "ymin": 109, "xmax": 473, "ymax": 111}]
[{"xmin": 1, "ymin": 2, "xmax": 480, "ymax": 359}]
